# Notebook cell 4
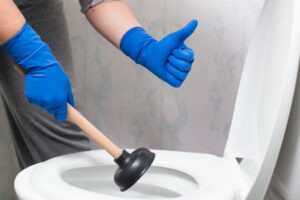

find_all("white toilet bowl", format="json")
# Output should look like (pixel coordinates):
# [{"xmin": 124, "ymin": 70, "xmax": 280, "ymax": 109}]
[
  {"xmin": 15, "ymin": 150, "xmax": 247, "ymax": 200},
  {"xmin": 14, "ymin": 0, "xmax": 300, "ymax": 199}
]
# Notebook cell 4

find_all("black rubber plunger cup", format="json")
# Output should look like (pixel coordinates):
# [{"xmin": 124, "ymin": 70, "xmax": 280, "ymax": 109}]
[{"xmin": 114, "ymin": 148, "xmax": 155, "ymax": 191}]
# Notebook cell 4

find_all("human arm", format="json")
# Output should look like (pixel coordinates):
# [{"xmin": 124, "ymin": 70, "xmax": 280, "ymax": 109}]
[
  {"xmin": 0, "ymin": 0, "xmax": 75, "ymax": 121},
  {"xmin": 83, "ymin": 0, "xmax": 198, "ymax": 87},
  {"xmin": 0, "ymin": 0, "xmax": 25, "ymax": 44},
  {"xmin": 84, "ymin": 0, "xmax": 140, "ymax": 49}
]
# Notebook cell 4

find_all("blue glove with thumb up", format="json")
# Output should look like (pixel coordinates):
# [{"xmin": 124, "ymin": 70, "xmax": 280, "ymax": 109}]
[{"xmin": 120, "ymin": 20, "xmax": 198, "ymax": 87}]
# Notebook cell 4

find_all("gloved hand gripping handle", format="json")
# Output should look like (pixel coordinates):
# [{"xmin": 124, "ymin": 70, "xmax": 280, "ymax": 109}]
[{"xmin": 14, "ymin": 63, "xmax": 123, "ymax": 159}]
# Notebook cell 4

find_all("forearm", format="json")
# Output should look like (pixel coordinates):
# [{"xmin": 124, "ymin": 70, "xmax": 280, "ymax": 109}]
[
  {"xmin": 85, "ymin": 0, "xmax": 141, "ymax": 49},
  {"xmin": 0, "ymin": 0, "xmax": 25, "ymax": 45},
  {"xmin": 83, "ymin": 0, "xmax": 197, "ymax": 88}
]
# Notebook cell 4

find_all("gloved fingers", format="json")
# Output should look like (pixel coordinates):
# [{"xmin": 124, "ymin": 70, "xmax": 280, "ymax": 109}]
[
  {"xmin": 38, "ymin": 101, "xmax": 56, "ymax": 115},
  {"xmin": 166, "ymin": 72, "xmax": 183, "ymax": 88},
  {"xmin": 166, "ymin": 62, "xmax": 188, "ymax": 81},
  {"xmin": 26, "ymin": 96, "xmax": 57, "ymax": 115},
  {"xmin": 25, "ymin": 90, "xmax": 55, "ymax": 114},
  {"xmin": 26, "ymin": 95, "xmax": 39, "ymax": 106},
  {"xmin": 47, "ymin": 109, "xmax": 56, "ymax": 115},
  {"xmin": 172, "ymin": 20, "xmax": 198, "ymax": 43},
  {"xmin": 67, "ymin": 88, "xmax": 76, "ymax": 108},
  {"xmin": 168, "ymin": 55, "xmax": 192, "ymax": 72},
  {"xmin": 54, "ymin": 102, "xmax": 68, "ymax": 121},
  {"xmin": 172, "ymin": 47, "xmax": 194, "ymax": 62},
  {"xmin": 25, "ymin": 91, "xmax": 46, "ymax": 108}
]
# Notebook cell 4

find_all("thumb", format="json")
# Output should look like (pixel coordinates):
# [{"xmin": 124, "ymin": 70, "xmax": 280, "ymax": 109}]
[{"xmin": 172, "ymin": 20, "xmax": 198, "ymax": 42}]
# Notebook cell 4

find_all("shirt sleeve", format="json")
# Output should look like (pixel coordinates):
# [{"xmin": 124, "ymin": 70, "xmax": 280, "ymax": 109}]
[{"xmin": 79, "ymin": 0, "xmax": 113, "ymax": 13}]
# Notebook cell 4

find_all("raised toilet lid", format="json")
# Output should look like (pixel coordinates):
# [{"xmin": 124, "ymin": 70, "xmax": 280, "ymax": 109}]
[
  {"xmin": 224, "ymin": 0, "xmax": 300, "ymax": 199},
  {"xmin": 15, "ymin": 149, "xmax": 248, "ymax": 200}
]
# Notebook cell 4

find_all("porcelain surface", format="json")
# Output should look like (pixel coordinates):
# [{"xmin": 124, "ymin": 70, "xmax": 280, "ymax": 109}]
[{"xmin": 15, "ymin": 149, "xmax": 247, "ymax": 200}]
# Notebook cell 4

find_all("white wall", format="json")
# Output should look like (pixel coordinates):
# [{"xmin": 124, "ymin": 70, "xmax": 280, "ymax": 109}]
[{"xmin": 63, "ymin": 0, "xmax": 263, "ymax": 153}]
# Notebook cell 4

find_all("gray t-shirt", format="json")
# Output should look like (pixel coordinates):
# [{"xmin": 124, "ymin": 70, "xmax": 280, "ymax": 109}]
[{"xmin": 79, "ymin": 0, "xmax": 113, "ymax": 13}]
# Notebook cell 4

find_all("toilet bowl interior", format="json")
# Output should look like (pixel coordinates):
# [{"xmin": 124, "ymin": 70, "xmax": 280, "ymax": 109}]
[
  {"xmin": 62, "ymin": 165, "xmax": 199, "ymax": 199},
  {"xmin": 15, "ymin": 150, "xmax": 249, "ymax": 200}
]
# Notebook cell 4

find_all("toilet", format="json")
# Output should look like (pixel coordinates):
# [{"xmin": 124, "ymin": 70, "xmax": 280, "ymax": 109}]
[{"xmin": 14, "ymin": 0, "xmax": 300, "ymax": 199}]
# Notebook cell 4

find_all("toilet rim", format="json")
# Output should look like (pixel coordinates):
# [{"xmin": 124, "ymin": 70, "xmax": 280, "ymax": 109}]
[{"xmin": 15, "ymin": 149, "xmax": 246, "ymax": 200}]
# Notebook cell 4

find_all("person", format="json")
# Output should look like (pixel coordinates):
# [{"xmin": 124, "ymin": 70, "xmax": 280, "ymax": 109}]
[{"xmin": 0, "ymin": 0, "xmax": 198, "ymax": 169}]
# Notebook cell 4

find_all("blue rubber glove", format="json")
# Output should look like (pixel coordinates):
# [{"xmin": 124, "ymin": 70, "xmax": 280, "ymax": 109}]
[
  {"xmin": 2, "ymin": 23, "xmax": 75, "ymax": 121},
  {"xmin": 120, "ymin": 20, "xmax": 198, "ymax": 87}
]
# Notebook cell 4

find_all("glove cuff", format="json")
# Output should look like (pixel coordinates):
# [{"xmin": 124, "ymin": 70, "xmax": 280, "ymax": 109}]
[
  {"xmin": 2, "ymin": 23, "xmax": 57, "ymax": 72},
  {"xmin": 120, "ymin": 27, "xmax": 156, "ymax": 64}
]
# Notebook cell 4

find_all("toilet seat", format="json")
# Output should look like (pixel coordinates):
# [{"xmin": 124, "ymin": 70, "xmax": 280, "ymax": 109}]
[{"xmin": 15, "ymin": 149, "xmax": 249, "ymax": 200}]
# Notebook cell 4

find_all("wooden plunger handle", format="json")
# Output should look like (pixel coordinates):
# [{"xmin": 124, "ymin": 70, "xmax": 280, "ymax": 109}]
[
  {"xmin": 13, "ymin": 64, "xmax": 123, "ymax": 159},
  {"xmin": 66, "ymin": 104, "xmax": 122, "ymax": 158}
]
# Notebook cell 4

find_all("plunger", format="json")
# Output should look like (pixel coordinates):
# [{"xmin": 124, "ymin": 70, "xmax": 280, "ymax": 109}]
[{"xmin": 14, "ymin": 64, "xmax": 155, "ymax": 192}]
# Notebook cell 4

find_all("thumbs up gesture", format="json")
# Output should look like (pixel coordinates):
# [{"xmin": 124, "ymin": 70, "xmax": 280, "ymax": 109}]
[{"xmin": 120, "ymin": 20, "xmax": 198, "ymax": 87}]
